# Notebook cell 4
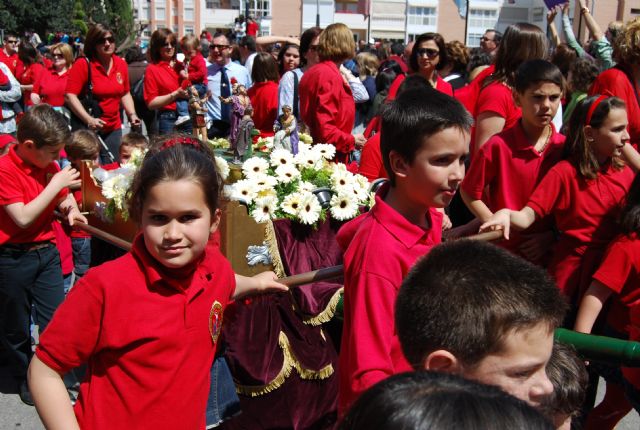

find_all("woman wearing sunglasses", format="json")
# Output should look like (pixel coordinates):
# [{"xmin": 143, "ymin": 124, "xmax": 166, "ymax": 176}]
[
  {"xmin": 408, "ymin": 33, "xmax": 453, "ymax": 96},
  {"xmin": 65, "ymin": 24, "xmax": 140, "ymax": 163},
  {"xmin": 31, "ymin": 43, "xmax": 73, "ymax": 108}
]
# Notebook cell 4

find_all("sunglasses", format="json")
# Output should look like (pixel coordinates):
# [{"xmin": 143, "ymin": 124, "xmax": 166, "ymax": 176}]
[
  {"xmin": 98, "ymin": 36, "xmax": 115, "ymax": 45},
  {"xmin": 417, "ymin": 48, "xmax": 439, "ymax": 58},
  {"xmin": 480, "ymin": 37, "xmax": 494, "ymax": 42},
  {"xmin": 163, "ymin": 42, "xmax": 175, "ymax": 48},
  {"xmin": 52, "ymin": 53, "xmax": 64, "ymax": 59},
  {"xmin": 5, "ymin": 39, "xmax": 18, "ymax": 44},
  {"xmin": 211, "ymin": 44, "xmax": 230, "ymax": 50}
]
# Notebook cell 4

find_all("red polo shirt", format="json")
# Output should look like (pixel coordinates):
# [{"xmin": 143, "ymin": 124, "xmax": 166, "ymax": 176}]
[
  {"xmin": 144, "ymin": 60, "xmax": 183, "ymax": 111},
  {"xmin": 0, "ymin": 49, "xmax": 20, "ymax": 76},
  {"xmin": 299, "ymin": 61, "xmax": 356, "ymax": 163},
  {"xmin": 66, "ymin": 55, "xmax": 130, "ymax": 132},
  {"xmin": 476, "ymin": 80, "xmax": 521, "ymax": 129},
  {"xmin": 247, "ymin": 80, "xmax": 278, "ymax": 138},
  {"xmin": 461, "ymin": 122, "xmax": 565, "ymax": 254},
  {"xmin": 36, "ymin": 233, "xmax": 236, "ymax": 430},
  {"xmin": 33, "ymin": 68, "xmax": 69, "ymax": 107},
  {"xmin": 592, "ymin": 234, "xmax": 640, "ymax": 334},
  {"xmin": 18, "ymin": 62, "xmax": 45, "ymax": 107},
  {"xmin": 0, "ymin": 145, "xmax": 68, "ymax": 245},
  {"xmin": 337, "ymin": 183, "xmax": 442, "ymax": 416},
  {"xmin": 358, "ymin": 133, "xmax": 387, "ymax": 181},
  {"xmin": 187, "ymin": 53, "xmax": 207, "ymax": 85}
]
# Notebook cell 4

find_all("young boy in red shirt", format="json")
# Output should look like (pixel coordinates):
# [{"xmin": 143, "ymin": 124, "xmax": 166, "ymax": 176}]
[
  {"xmin": 0, "ymin": 105, "xmax": 86, "ymax": 404},
  {"xmin": 461, "ymin": 60, "xmax": 565, "ymax": 265},
  {"xmin": 176, "ymin": 34, "xmax": 209, "ymax": 126},
  {"xmin": 336, "ymin": 87, "xmax": 472, "ymax": 415},
  {"xmin": 396, "ymin": 240, "xmax": 566, "ymax": 408}
]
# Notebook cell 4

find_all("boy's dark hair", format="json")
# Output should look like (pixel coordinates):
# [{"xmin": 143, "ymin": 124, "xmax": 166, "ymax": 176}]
[
  {"xmin": 514, "ymin": 60, "xmax": 565, "ymax": 94},
  {"xmin": 66, "ymin": 130, "xmax": 100, "ymax": 160},
  {"xmin": 252, "ymin": 52, "xmax": 279, "ymax": 84},
  {"xmin": 239, "ymin": 35, "xmax": 256, "ymax": 52},
  {"xmin": 120, "ymin": 132, "xmax": 148, "ymax": 149},
  {"xmin": 539, "ymin": 342, "xmax": 587, "ymax": 421},
  {"xmin": 128, "ymin": 141, "xmax": 221, "ymax": 223},
  {"xmin": 380, "ymin": 86, "xmax": 472, "ymax": 185},
  {"xmin": 390, "ymin": 42, "xmax": 404, "ymax": 56},
  {"xmin": 17, "ymin": 104, "xmax": 71, "ymax": 148},
  {"xmin": 569, "ymin": 57, "xmax": 599, "ymax": 94},
  {"xmin": 620, "ymin": 173, "xmax": 640, "ymax": 235},
  {"xmin": 396, "ymin": 240, "xmax": 566, "ymax": 368},
  {"xmin": 339, "ymin": 371, "xmax": 553, "ymax": 430}
]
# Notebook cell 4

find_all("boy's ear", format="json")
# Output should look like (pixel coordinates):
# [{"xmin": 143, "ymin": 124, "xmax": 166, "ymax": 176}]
[
  {"xmin": 423, "ymin": 350, "xmax": 463, "ymax": 374},
  {"xmin": 388, "ymin": 150, "xmax": 410, "ymax": 180},
  {"xmin": 22, "ymin": 139, "xmax": 36, "ymax": 150},
  {"xmin": 210, "ymin": 208, "xmax": 222, "ymax": 234},
  {"xmin": 512, "ymin": 89, "xmax": 522, "ymax": 108}
]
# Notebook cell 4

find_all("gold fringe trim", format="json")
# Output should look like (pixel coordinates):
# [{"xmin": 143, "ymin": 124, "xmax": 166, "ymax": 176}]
[
  {"xmin": 235, "ymin": 331, "xmax": 334, "ymax": 397},
  {"xmin": 264, "ymin": 219, "xmax": 285, "ymax": 278},
  {"xmin": 302, "ymin": 288, "xmax": 344, "ymax": 326}
]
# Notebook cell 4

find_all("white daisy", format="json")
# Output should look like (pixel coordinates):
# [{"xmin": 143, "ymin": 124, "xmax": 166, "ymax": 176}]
[
  {"xmin": 230, "ymin": 179, "xmax": 258, "ymax": 203},
  {"xmin": 251, "ymin": 196, "xmax": 279, "ymax": 223},
  {"xmin": 329, "ymin": 192, "xmax": 359, "ymax": 221},
  {"xmin": 252, "ymin": 174, "xmax": 278, "ymax": 191},
  {"xmin": 351, "ymin": 174, "xmax": 371, "ymax": 202},
  {"xmin": 295, "ymin": 151, "xmax": 322, "ymax": 170},
  {"xmin": 270, "ymin": 148, "xmax": 295, "ymax": 168},
  {"xmin": 313, "ymin": 143, "xmax": 336, "ymax": 160},
  {"xmin": 297, "ymin": 142, "xmax": 312, "ymax": 154},
  {"xmin": 242, "ymin": 157, "xmax": 270, "ymax": 178},
  {"xmin": 275, "ymin": 164, "xmax": 301, "ymax": 184},
  {"xmin": 331, "ymin": 168, "xmax": 353, "ymax": 189},
  {"xmin": 215, "ymin": 156, "xmax": 230, "ymax": 181},
  {"xmin": 281, "ymin": 192, "xmax": 304, "ymax": 216},
  {"xmin": 297, "ymin": 180, "xmax": 316, "ymax": 193},
  {"xmin": 297, "ymin": 192, "xmax": 322, "ymax": 225}
]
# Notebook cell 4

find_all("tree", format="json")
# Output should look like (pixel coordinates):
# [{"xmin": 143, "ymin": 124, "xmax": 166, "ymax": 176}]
[{"xmin": 72, "ymin": 0, "xmax": 88, "ymax": 35}]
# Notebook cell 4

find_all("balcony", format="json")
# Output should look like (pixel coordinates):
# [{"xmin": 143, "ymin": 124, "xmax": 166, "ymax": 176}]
[{"xmin": 335, "ymin": 12, "xmax": 368, "ymax": 30}]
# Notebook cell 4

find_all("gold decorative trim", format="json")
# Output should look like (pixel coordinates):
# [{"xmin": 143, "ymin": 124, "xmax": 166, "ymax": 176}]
[
  {"xmin": 264, "ymin": 219, "xmax": 286, "ymax": 278},
  {"xmin": 302, "ymin": 288, "xmax": 344, "ymax": 326},
  {"xmin": 235, "ymin": 331, "xmax": 334, "ymax": 397}
]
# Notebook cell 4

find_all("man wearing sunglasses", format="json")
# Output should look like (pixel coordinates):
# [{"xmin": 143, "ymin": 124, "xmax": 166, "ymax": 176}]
[
  {"xmin": 0, "ymin": 33, "xmax": 21, "ymax": 76},
  {"xmin": 480, "ymin": 29, "xmax": 502, "ymax": 57},
  {"xmin": 205, "ymin": 32, "xmax": 251, "ymax": 138}
]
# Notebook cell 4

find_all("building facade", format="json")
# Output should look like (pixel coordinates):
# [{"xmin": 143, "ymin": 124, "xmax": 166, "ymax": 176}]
[{"xmin": 133, "ymin": 0, "xmax": 638, "ymax": 47}]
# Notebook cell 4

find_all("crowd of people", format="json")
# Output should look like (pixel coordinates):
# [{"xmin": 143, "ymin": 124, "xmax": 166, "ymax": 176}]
[{"xmin": 1, "ymin": 0, "xmax": 640, "ymax": 428}]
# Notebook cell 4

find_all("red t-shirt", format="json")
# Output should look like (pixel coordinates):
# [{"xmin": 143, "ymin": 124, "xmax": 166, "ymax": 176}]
[
  {"xmin": 33, "ymin": 68, "xmax": 69, "ymax": 107},
  {"xmin": 36, "ymin": 234, "xmax": 236, "ymax": 430},
  {"xmin": 475, "ymin": 79, "xmax": 521, "ymax": 129},
  {"xmin": 0, "ymin": 146, "xmax": 68, "ymax": 244},
  {"xmin": 592, "ymin": 234, "xmax": 640, "ymax": 333},
  {"xmin": 461, "ymin": 122, "xmax": 565, "ymax": 254},
  {"xmin": 246, "ymin": 21, "xmax": 258, "ymax": 37},
  {"xmin": 590, "ymin": 67, "xmax": 640, "ymax": 148},
  {"xmin": 300, "ymin": 61, "xmax": 356, "ymax": 163},
  {"xmin": 187, "ymin": 53, "xmax": 207, "ymax": 85},
  {"xmin": 247, "ymin": 80, "xmax": 278, "ymax": 138},
  {"xmin": 66, "ymin": 55, "xmax": 130, "ymax": 132},
  {"xmin": 358, "ymin": 133, "xmax": 387, "ymax": 181},
  {"xmin": 336, "ymin": 183, "xmax": 442, "ymax": 416},
  {"xmin": 0, "ymin": 49, "xmax": 21, "ymax": 76},
  {"xmin": 144, "ymin": 61, "xmax": 183, "ymax": 111},
  {"xmin": 18, "ymin": 62, "xmax": 45, "ymax": 107}
]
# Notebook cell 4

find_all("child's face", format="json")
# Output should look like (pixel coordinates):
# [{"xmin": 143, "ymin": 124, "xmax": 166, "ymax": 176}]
[
  {"xmin": 120, "ymin": 145, "xmax": 135, "ymax": 163},
  {"xmin": 462, "ymin": 322, "xmax": 554, "ymax": 408},
  {"xmin": 141, "ymin": 179, "xmax": 220, "ymax": 269},
  {"xmin": 587, "ymin": 107, "xmax": 629, "ymax": 162},
  {"xmin": 514, "ymin": 82, "xmax": 562, "ymax": 129},
  {"xmin": 18, "ymin": 140, "xmax": 65, "ymax": 169},
  {"xmin": 392, "ymin": 127, "xmax": 469, "ymax": 208}
]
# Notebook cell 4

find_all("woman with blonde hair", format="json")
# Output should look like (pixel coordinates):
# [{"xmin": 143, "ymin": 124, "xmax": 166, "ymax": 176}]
[
  {"xmin": 32, "ymin": 43, "xmax": 74, "ymax": 107},
  {"xmin": 299, "ymin": 23, "xmax": 366, "ymax": 164},
  {"xmin": 354, "ymin": 52, "xmax": 379, "ymax": 131}
]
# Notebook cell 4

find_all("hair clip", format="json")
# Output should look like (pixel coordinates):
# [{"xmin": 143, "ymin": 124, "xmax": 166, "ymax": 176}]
[
  {"xmin": 161, "ymin": 136, "xmax": 203, "ymax": 150},
  {"xmin": 586, "ymin": 92, "xmax": 613, "ymax": 125}
]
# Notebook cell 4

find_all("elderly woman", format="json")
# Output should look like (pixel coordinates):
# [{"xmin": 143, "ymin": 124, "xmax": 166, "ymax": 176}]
[
  {"xmin": 299, "ymin": 23, "xmax": 366, "ymax": 165},
  {"xmin": 31, "ymin": 43, "xmax": 73, "ymax": 107},
  {"xmin": 65, "ymin": 24, "xmax": 140, "ymax": 163},
  {"xmin": 143, "ymin": 28, "xmax": 189, "ymax": 135}
]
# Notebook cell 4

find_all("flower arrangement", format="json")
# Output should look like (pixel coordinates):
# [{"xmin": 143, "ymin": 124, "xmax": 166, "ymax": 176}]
[{"xmin": 228, "ymin": 144, "xmax": 374, "ymax": 226}]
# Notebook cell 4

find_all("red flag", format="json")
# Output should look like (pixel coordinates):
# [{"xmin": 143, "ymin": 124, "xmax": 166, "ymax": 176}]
[{"xmin": 357, "ymin": 0, "xmax": 370, "ymax": 17}]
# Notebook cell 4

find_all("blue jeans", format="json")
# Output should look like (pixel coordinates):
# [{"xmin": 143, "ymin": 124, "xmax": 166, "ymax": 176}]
[
  {"xmin": 176, "ymin": 99, "xmax": 189, "ymax": 117},
  {"xmin": 206, "ymin": 355, "xmax": 240, "ymax": 427},
  {"xmin": 0, "ymin": 243, "xmax": 65, "ymax": 379},
  {"xmin": 71, "ymin": 237, "xmax": 91, "ymax": 280},
  {"xmin": 158, "ymin": 110, "xmax": 177, "ymax": 135}
]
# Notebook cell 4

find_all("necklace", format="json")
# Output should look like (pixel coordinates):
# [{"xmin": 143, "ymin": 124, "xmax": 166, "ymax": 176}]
[{"xmin": 535, "ymin": 125, "xmax": 552, "ymax": 154}]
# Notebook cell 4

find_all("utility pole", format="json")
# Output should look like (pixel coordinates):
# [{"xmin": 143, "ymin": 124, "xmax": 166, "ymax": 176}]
[{"xmin": 316, "ymin": 0, "xmax": 320, "ymax": 27}]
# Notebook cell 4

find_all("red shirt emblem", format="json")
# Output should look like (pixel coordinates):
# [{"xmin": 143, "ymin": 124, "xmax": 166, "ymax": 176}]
[
  {"xmin": 209, "ymin": 300, "xmax": 223, "ymax": 344},
  {"xmin": 116, "ymin": 71, "xmax": 123, "ymax": 85}
]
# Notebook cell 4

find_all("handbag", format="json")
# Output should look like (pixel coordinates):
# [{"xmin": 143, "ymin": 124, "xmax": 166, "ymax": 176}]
[{"xmin": 68, "ymin": 57, "xmax": 103, "ymax": 131}]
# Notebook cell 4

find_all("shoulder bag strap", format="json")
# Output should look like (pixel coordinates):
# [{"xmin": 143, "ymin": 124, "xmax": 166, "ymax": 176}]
[{"xmin": 292, "ymin": 70, "xmax": 299, "ymax": 120}]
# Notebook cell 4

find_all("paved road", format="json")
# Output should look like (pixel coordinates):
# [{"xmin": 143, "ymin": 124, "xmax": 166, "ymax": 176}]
[{"xmin": 1, "ymin": 365, "xmax": 638, "ymax": 430}]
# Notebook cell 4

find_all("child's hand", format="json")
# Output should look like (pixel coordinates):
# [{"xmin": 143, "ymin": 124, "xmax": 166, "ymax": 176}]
[
  {"xmin": 479, "ymin": 208, "xmax": 511, "ymax": 239},
  {"xmin": 50, "ymin": 166, "xmax": 81, "ymax": 192},
  {"xmin": 441, "ymin": 213, "xmax": 452, "ymax": 231},
  {"xmin": 252, "ymin": 271, "xmax": 289, "ymax": 293},
  {"xmin": 66, "ymin": 206, "xmax": 88, "ymax": 227},
  {"xmin": 547, "ymin": 7, "xmax": 558, "ymax": 23}
]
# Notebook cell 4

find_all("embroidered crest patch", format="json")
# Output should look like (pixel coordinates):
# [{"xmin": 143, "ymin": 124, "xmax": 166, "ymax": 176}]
[
  {"xmin": 116, "ymin": 72, "xmax": 123, "ymax": 85},
  {"xmin": 209, "ymin": 301, "xmax": 223, "ymax": 344}
]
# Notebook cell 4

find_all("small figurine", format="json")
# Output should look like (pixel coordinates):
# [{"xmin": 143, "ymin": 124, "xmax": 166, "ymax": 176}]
[
  {"xmin": 234, "ymin": 106, "xmax": 254, "ymax": 163},
  {"xmin": 189, "ymin": 86, "xmax": 209, "ymax": 142},
  {"xmin": 220, "ymin": 83, "xmax": 252, "ymax": 156},
  {"xmin": 273, "ymin": 105, "xmax": 299, "ymax": 154}
]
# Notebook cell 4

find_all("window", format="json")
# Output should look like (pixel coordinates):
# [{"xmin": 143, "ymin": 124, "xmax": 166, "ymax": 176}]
[
  {"xmin": 335, "ymin": 2, "xmax": 358, "ymax": 13},
  {"xmin": 185, "ymin": 25, "xmax": 194, "ymax": 35},
  {"xmin": 155, "ymin": 6, "xmax": 166, "ymax": 20},
  {"xmin": 184, "ymin": 0, "xmax": 194, "ymax": 6},
  {"xmin": 247, "ymin": 0, "xmax": 270, "ymax": 18},
  {"xmin": 206, "ymin": 0, "xmax": 220, "ymax": 8},
  {"xmin": 467, "ymin": 32, "xmax": 483, "ymax": 47},
  {"xmin": 142, "ymin": 5, "xmax": 150, "ymax": 20},
  {"xmin": 407, "ymin": 6, "xmax": 437, "ymax": 26},
  {"xmin": 156, "ymin": 24, "xmax": 166, "ymax": 30},
  {"xmin": 468, "ymin": 9, "xmax": 498, "ymax": 29},
  {"xmin": 184, "ymin": 7, "xmax": 194, "ymax": 20}
]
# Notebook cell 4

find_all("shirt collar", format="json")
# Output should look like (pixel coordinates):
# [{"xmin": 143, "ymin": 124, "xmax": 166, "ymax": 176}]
[
  {"xmin": 371, "ymin": 182, "xmax": 441, "ymax": 248},
  {"xmin": 512, "ymin": 121, "xmax": 559, "ymax": 155},
  {"xmin": 9, "ymin": 145, "xmax": 38, "ymax": 176}
]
